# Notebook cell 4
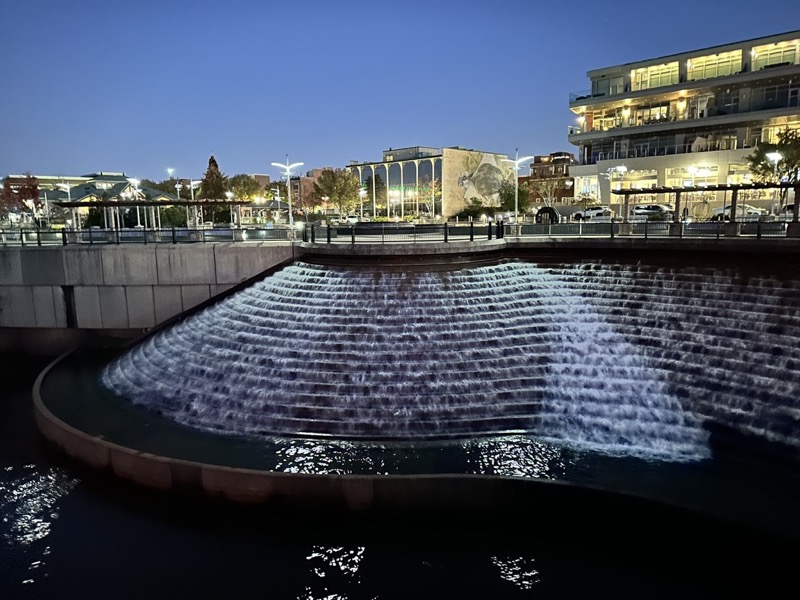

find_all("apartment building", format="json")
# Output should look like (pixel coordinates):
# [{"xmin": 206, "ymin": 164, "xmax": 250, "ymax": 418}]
[{"xmin": 568, "ymin": 30, "xmax": 800, "ymax": 218}]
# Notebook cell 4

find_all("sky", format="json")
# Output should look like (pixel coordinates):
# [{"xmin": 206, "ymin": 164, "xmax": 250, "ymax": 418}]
[{"xmin": 2, "ymin": 0, "xmax": 797, "ymax": 183}]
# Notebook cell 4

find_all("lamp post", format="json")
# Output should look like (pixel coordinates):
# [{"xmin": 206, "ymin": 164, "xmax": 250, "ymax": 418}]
[
  {"xmin": 359, "ymin": 187, "xmax": 366, "ymax": 220},
  {"xmin": 501, "ymin": 148, "xmax": 534, "ymax": 234},
  {"xmin": 225, "ymin": 191, "xmax": 234, "ymax": 226},
  {"xmin": 271, "ymin": 155, "xmax": 303, "ymax": 229},
  {"xmin": 766, "ymin": 151, "xmax": 783, "ymax": 211},
  {"xmin": 188, "ymin": 179, "xmax": 201, "ymax": 227}
]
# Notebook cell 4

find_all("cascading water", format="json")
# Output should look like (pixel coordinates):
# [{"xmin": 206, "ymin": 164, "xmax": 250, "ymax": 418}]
[{"xmin": 100, "ymin": 259, "xmax": 795, "ymax": 464}]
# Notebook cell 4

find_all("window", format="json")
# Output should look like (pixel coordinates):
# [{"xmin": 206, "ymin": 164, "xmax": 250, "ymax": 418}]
[
  {"xmin": 631, "ymin": 62, "xmax": 679, "ymax": 91},
  {"xmin": 751, "ymin": 40, "xmax": 799, "ymax": 70},
  {"xmin": 687, "ymin": 50, "xmax": 742, "ymax": 81}
]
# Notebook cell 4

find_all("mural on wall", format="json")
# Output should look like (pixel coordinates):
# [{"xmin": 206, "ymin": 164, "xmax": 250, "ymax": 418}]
[{"xmin": 441, "ymin": 148, "xmax": 514, "ymax": 217}]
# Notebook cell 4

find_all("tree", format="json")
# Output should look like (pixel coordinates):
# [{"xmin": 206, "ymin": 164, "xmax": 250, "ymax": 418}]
[
  {"xmin": 312, "ymin": 169, "xmax": 362, "ymax": 216},
  {"xmin": 228, "ymin": 174, "xmax": 262, "ymax": 201},
  {"xmin": 416, "ymin": 176, "xmax": 441, "ymax": 218},
  {"xmin": 1, "ymin": 173, "xmax": 39, "ymax": 223},
  {"xmin": 141, "ymin": 178, "xmax": 178, "ymax": 196},
  {"xmin": 528, "ymin": 178, "xmax": 569, "ymax": 208},
  {"xmin": 199, "ymin": 156, "xmax": 228, "ymax": 223},
  {"xmin": 363, "ymin": 173, "xmax": 387, "ymax": 213},
  {"xmin": 497, "ymin": 180, "xmax": 532, "ymax": 214},
  {"xmin": 746, "ymin": 128, "xmax": 800, "ymax": 185},
  {"xmin": 199, "ymin": 156, "xmax": 227, "ymax": 199},
  {"xmin": 160, "ymin": 206, "xmax": 187, "ymax": 227}
]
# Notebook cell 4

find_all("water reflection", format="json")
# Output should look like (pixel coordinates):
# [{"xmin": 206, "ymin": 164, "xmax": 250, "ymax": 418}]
[
  {"xmin": 463, "ymin": 436, "xmax": 573, "ymax": 479},
  {"xmin": 490, "ymin": 555, "xmax": 540, "ymax": 591},
  {"xmin": 300, "ymin": 545, "xmax": 366, "ymax": 600},
  {"xmin": 0, "ymin": 465, "xmax": 78, "ymax": 585}
]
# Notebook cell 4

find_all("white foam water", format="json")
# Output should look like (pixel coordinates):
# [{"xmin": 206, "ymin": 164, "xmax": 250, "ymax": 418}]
[{"xmin": 101, "ymin": 259, "xmax": 800, "ymax": 463}]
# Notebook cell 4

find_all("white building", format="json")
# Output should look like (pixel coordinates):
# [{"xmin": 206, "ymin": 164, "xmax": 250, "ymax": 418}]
[{"xmin": 568, "ymin": 30, "xmax": 800, "ymax": 219}]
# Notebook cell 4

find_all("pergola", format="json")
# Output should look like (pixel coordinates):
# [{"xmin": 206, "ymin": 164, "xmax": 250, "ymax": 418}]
[
  {"xmin": 612, "ymin": 182, "xmax": 799, "ymax": 223},
  {"xmin": 53, "ymin": 199, "xmax": 255, "ymax": 230}
]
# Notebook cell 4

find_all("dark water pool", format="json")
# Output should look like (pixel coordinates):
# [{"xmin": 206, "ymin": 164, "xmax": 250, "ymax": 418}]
[{"xmin": 4, "ymin": 354, "xmax": 800, "ymax": 599}]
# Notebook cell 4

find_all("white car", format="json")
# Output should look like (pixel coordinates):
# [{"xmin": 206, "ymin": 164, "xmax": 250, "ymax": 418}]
[
  {"xmin": 711, "ymin": 204, "xmax": 768, "ymax": 221},
  {"xmin": 631, "ymin": 204, "xmax": 673, "ymax": 218},
  {"xmin": 573, "ymin": 206, "xmax": 611, "ymax": 221},
  {"xmin": 345, "ymin": 215, "xmax": 360, "ymax": 224}
]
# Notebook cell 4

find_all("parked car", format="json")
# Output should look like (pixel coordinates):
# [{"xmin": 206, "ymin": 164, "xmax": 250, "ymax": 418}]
[
  {"xmin": 573, "ymin": 206, "xmax": 612, "ymax": 221},
  {"xmin": 631, "ymin": 204, "xmax": 673, "ymax": 219},
  {"xmin": 711, "ymin": 204, "xmax": 768, "ymax": 221}
]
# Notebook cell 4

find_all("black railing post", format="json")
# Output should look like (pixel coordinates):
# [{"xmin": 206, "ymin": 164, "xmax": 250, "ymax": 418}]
[
  {"xmin": 351, "ymin": 225, "xmax": 355, "ymax": 244},
  {"xmin": 311, "ymin": 224, "xmax": 316, "ymax": 244},
  {"xmin": 757, "ymin": 220, "xmax": 762, "ymax": 239},
  {"xmin": 444, "ymin": 223, "xmax": 449, "ymax": 243},
  {"xmin": 326, "ymin": 225, "xmax": 331, "ymax": 244},
  {"xmin": 115, "ymin": 228, "xmax": 120, "ymax": 245},
  {"xmin": 20, "ymin": 227, "xmax": 25, "ymax": 247},
  {"xmin": 610, "ymin": 222, "xmax": 614, "ymax": 239},
  {"xmin": 37, "ymin": 229, "xmax": 42, "ymax": 247},
  {"xmin": 61, "ymin": 229, "xmax": 67, "ymax": 246},
  {"xmin": 469, "ymin": 221, "xmax": 474, "ymax": 241},
  {"xmin": 88, "ymin": 227, "xmax": 93, "ymax": 245},
  {"xmin": 488, "ymin": 221, "xmax": 493, "ymax": 240},
  {"xmin": 644, "ymin": 221, "xmax": 649, "ymax": 239},
  {"xmin": 172, "ymin": 226, "xmax": 177, "ymax": 244}
]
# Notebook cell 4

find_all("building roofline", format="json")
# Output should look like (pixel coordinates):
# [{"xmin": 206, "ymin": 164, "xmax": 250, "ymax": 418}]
[{"xmin": 588, "ymin": 29, "xmax": 800, "ymax": 76}]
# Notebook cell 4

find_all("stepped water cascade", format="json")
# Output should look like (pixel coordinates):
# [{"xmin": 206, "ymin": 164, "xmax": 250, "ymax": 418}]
[{"xmin": 99, "ymin": 258, "xmax": 800, "ymax": 470}]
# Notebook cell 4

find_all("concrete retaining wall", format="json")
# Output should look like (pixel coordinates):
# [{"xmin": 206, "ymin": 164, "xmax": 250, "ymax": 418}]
[{"xmin": 0, "ymin": 243, "xmax": 294, "ymax": 331}]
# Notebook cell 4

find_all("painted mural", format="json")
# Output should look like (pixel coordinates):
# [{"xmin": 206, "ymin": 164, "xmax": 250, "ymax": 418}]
[{"xmin": 441, "ymin": 147, "xmax": 514, "ymax": 217}]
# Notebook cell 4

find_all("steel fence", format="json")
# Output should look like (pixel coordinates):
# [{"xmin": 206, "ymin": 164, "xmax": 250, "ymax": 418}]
[{"xmin": 0, "ymin": 219, "xmax": 793, "ymax": 247}]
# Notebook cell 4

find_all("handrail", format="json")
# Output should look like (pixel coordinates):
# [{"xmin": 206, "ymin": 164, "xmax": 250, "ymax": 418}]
[{"xmin": 0, "ymin": 219, "xmax": 794, "ymax": 248}]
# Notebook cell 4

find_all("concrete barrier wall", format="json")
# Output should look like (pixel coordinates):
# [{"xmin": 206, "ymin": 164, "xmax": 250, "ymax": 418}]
[{"xmin": 0, "ymin": 243, "xmax": 294, "ymax": 330}]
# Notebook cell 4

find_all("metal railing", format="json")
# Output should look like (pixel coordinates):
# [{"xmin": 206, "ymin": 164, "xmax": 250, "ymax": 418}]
[
  {"xmin": 0, "ymin": 219, "xmax": 793, "ymax": 248},
  {"xmin": 0, "ymin": 226, "xmax": 291, "ymax": 246}
]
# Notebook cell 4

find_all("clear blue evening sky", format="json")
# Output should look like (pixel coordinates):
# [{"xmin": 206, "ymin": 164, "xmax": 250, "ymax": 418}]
[{"xmin": 1, "ymin": 0, "xmax": 796, "ymax": 182}]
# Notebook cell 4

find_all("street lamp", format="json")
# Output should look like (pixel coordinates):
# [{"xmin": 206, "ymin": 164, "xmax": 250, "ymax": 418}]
[
  {"xmin": 359, "ymin": 187, "xmax": 366, "ymax": 219},
  {"xmin": 766, "ymin": 151, "xmax": 783, "ymax": 211},
  {"xmin": 271, "ymin": 156, "xmax": 303, "ymax": 228},
  {"xmin": 225, "ymin": 190, "xmax": 234, "ymax": 226},
  {"xmin": 766, "ymin": 151, "xmax": 782, "ymax": 180},
  {"xmin": 501, "ymin": 148, "xmax": 534, "ymax": 231}
]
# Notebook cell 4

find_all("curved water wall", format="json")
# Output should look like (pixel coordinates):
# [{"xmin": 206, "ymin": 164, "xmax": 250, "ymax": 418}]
[{"xmin": 100, "ymin": 258, "xmax": 800, "ymax": 465}]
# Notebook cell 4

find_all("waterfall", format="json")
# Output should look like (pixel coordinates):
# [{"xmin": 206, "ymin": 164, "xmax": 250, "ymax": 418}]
[{"xmin": 101, "ymin": 259, "xmax": 800, "ymax": 464}]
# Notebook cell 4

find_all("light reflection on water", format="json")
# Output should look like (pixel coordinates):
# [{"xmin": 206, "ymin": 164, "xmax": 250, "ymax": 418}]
[
  {"xmin": 270, "ymin": 435, "xmax": 575, "ymax": 480},
  {"xmin": 300, "ymin": 545, "xmax": 366, "ymax": 600},
  {"xmin": 463, "ymin": 436, "xmax": 573, "ymax": 479},
  {"xmin": 491, "ymin": 555, "xmax": 540, "ymax": 591},
  {"xmin": 0, "ymin": 465, "xmax": 78, "ymax": 585}
]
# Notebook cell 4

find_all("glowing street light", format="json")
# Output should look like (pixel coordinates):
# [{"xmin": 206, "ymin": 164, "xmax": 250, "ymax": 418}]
[
  {"xmin": 766, "ymin": 151, "xmax": 783, "ymax": 210},
  {"xmin": 56, "ymin": 182, "xmax": 76, "ymax": 229},
  {"xmin": 766, "ymin": 151, "xmax": 782, "ymax": 180},
  {"xmin": 271, "ymin": 156, "xmax": 303, "ymax": 227},
  {"xmin": 225, "ymin": 190, "xmax": 234, "ymax": 226},
  {"xmin": 501, "ymin": 148, "xmax": 534, "ymax": 232},
  {"xmin": 187, "ymin": 179, "xmax": 201, "ymax": 227}
]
